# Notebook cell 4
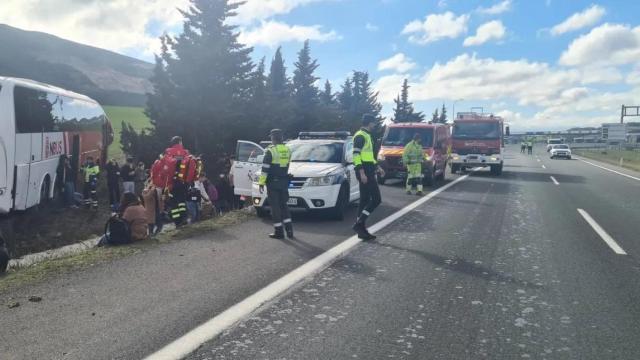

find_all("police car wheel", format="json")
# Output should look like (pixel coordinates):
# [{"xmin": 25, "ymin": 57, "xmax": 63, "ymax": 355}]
[{"xmin": 328, "ymin": 185, "xmax": 349, "ymax": 221}]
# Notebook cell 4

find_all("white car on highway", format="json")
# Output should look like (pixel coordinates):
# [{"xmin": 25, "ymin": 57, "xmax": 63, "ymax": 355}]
[
  {"xmin": 232, "ymin": 132, "xmax": 360, "ymax": 220},
  {"xmin": 549, "ymin": 144, "xmax": 572, "ymax": 159}
]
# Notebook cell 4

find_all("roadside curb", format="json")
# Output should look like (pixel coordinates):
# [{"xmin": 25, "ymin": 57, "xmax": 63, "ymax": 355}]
[{"xmin": 6, "ymin": 207, "xmax": 255, "ymax": 271}]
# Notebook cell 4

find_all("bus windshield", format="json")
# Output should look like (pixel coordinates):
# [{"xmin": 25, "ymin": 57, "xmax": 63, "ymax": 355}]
[
  {"xmin": 383, "ymin": 127, "xmax": 434, "ymax": 147},
  {"xmin": 453, "ymin": 122, "xmax": 500, "ymax": 140}
]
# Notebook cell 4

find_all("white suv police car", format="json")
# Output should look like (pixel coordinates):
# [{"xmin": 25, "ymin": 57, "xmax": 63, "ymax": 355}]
[{"xmin": 232, "ymin": 132, "xmax": 360, "ymax": 220}]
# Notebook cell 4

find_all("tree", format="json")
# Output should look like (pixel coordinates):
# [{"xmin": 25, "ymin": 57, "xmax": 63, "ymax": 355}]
[
  {"xmin": 267, "ymin": 47, "xmax": 290, "ymax": 99},
  {"xmin": 266, "ymin": 47, "xmax": 294, "ymax": 132},
  {"xmin": 431, "ymin": 108, "xmax": 439, "ymax": 123},
  {"xmin": 321, "ymin": 80, "xmax": 334, "ymax": 106},
  {"xmin": 391, "ymin": 79, "xmax": 425, "ymax": 123},
  {"xmin": 438, "ymin": 103, "xmax": 447, "ymax": 123},
  {"xmin": 336, "ymin": 71, "xmax": 383, "ymax": 133},
  {"xmin": 291, "ymin": 40, "xmax": 320, "ymax": 134},
  {"xmin": 145, "ymin": 0, "xmax": 255, "ymax": 157}
]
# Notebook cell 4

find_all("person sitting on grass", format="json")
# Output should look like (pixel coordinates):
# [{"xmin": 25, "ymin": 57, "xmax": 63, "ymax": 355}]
[{"xmin": 119, "ymin": 192, "xmax": 149, "ymax": 242}]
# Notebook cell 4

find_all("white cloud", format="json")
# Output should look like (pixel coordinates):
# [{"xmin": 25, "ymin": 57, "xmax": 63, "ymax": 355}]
[
  {"xmin": 366, "ymin": 22, "xmax": 379, "ymax": 32},
  {"xmin": 559, "ymin": 23, "xmax": 640, "ymax": 66},
  {"xmin": 402, "ymin": 12, "xmax": 469, "ymax": 45},
  {"xmin": 377, "ymin": 53, "xmax": 417, "ymax": 73},
  {"xmin": 232, "ymin": 0, "xmax": 333, "ymax": 25},
  {"xmin": 0, "ymin": 0, "xmax": 190, "ymax": 58},
  {"xmin": 374, "ymin": 74, "xmax": 408, "ymax": 104},
  {"xmin": 463, "ymin": 20, "xmax": 506, "ymax": 46},
  {"xmin": 437, "ymin": 0, "xmax": 448, "ymax": 8},
  {"xmin": 477, "ymin": 0, "xmax": 512, "ymax": 15},
  {"xmin": 238, "ymin": 21, "xmax": 340, "ymax": 47},
  {"xmin": 550, "ymin": 5, "xmax": 606, "ymax": 35}
]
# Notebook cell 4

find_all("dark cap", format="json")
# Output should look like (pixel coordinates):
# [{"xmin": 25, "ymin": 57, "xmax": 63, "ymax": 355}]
[
  {"xmin": 269, "ymin": 129, "xmax": 283, "ymax": 136},
  {"xmin": 170, "ymin": 136, "xmax": 182, "ymax": 145},
  {"xmin": 362, "ymin": 114, "xmax": 376, "ymax": 125}
]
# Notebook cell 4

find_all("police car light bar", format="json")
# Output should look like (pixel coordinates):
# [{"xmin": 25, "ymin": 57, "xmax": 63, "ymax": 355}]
[{"xmin": 298, "ymin": 131, "xmax": 351, "ymax": 140}]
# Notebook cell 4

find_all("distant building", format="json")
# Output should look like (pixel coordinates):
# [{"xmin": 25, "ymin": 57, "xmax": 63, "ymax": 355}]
[{"xmin": 601, "ymin": 123, "xmax": 627, "ymax": 143}]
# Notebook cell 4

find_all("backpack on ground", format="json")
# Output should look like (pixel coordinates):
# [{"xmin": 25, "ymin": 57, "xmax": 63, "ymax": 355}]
[{"xmin": 104, "ymin": 216, "xmax": 132, "ymax": 246}]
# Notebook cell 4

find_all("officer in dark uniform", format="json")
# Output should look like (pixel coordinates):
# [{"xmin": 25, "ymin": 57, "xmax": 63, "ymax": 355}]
[
  {"xmin": 352, "ymin": 114, "xmax": 385, "ymax": 241},
  {"xmin": 259, "ymin": 129, "xmax": 294, "ymax": 239}
]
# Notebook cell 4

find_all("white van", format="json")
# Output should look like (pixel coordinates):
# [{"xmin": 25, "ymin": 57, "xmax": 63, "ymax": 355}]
[
  {"xmin": 232, "ymin": 132, "xmax": 360, "ymax": 220},
  {"xmin": 0, "ymin": 77, "xmax": 112, "ymax": 214}
]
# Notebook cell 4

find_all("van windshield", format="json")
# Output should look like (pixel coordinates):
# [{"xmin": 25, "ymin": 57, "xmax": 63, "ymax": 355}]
[
  {"xmin": 548, "ymin": 139, "xmax": 563, "ymax": 144},
  {"xmin": 453, "ymin": 122, "xmax": 500, "ymax": 140},
  {"xmin": 383, "ymin": 127, "xmax": 433, "ymax": 147},
  {"xmin": 288, "ymin": 141, "xmax": 344, "ymax": 163}
]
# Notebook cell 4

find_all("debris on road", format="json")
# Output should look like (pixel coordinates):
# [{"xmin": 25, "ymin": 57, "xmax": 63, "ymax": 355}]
[
  {"xmin": 7, "ymin": 300, "xmax": 20, "ymax": 308},
  {"xmin": 28, "ymin": 295, "xmax": 42, "ymax": 302}
]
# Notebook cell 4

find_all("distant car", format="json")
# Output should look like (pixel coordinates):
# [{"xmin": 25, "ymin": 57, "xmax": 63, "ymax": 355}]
[
  {"xmin": 549, "ymin": 144, "xmax": 572, "ymax": 159},
  {"xmin": 546, "ymin": 138, "xmax": 564, "ymax": 152}
]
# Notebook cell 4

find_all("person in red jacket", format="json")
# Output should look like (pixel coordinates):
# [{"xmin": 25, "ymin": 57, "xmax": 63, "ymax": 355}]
[{"xmin": 165, "ymin": 136, "xmax": 190, "ymax": 225}]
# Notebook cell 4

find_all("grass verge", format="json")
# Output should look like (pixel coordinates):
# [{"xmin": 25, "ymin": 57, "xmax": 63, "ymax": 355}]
[
  {"xmin": 0, "ymin": 210, "xmax": 254, "ymax": 294},
  {"xmin": 574, "ymin": 149, "xmax": 640, "ymax": 172}
]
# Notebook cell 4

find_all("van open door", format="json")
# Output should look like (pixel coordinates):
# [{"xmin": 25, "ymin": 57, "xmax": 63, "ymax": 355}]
[{"xmin": 232, "ymin": 140, "xmax": 265, "ymax": 197}]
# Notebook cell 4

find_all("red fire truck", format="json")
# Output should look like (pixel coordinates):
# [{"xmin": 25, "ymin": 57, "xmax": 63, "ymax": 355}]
[{"xmin": 450, "ymin": 112, "xmax": 505, "ymax": 175}]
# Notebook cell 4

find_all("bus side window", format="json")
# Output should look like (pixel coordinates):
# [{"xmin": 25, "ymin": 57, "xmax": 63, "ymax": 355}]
[{"xmin": 14, "ymin": 86, "xmax": 56, "ymax": 133}]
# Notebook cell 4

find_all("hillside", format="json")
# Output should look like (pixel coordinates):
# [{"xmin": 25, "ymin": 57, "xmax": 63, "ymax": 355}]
[{"xmin": 0, "ymin": 24, "xmax": 153, "ymax": 106}]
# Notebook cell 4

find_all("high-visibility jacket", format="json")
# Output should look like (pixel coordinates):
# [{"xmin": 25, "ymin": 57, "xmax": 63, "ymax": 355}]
[
  {"xmin": 258, "ymin": 144, "xmax": 291, "ymax": 186},
  {"xmin": 84, "ymin": 164, "xmax": 100, "ymax": 183},
  {"xmin": 353, "ymin": 129, "xmax": 377, "ymax": 170},
  {"xmin": 402, "ymin": 140, "xmax": 424, "ymax": 165}
]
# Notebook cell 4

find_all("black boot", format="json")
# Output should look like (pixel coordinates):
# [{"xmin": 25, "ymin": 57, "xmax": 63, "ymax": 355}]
[
  {"xmin": 285, "ymin": 223, "xmax": 294, "ymax": 239},
  {"xmin": 361, "ymin": 227, "xmax": 377, "ymax": 241},
  {"xmin": 269, "ymin": 227, "xmax": 285, "ymax": 239},
  {"xmin": 352, "ymin": 222, "xmax": 370, "ymax": 240}
]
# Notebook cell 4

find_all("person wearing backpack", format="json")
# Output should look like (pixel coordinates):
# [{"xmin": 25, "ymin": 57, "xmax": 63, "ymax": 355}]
[{"xmin": 119, "ymin": 192, "xmax": 148, "ymax": 241}]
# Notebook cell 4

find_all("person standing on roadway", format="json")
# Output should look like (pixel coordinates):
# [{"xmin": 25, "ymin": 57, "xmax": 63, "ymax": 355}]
[
  {"xmin": 259, "ymin": 129, "xmax": 294, "ymax": 240},
  {"xmin": 527, "ymin": 140, "xmax": 533, "ymax": 155},
  {"xmin": 403, "ymin": 133, "xmax": 425, "ymax": 196},
  {"xmin": 520, "ymin": 141, "xmax": 526, "ymax": 154},
  {"xmin": 352, "ymin": 114, "xmax": 385, "ymax": 241}
]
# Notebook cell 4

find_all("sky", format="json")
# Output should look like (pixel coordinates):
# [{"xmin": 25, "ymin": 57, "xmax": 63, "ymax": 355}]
[{"xmin": 2, "ymin": 0, "xmax": 640, "ymax": 131}]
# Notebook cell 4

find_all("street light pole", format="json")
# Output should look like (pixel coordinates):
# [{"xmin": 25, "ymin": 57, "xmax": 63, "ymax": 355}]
[{"xmin": 452, "ymin": 98, "xmax": 464, "ymax": 121}]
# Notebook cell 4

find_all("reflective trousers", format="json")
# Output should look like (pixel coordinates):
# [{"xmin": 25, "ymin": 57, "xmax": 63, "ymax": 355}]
[
  {"xmin": 267, "ymin": 186, "xmax": 292, "ymax": 230},
  {"xmin": 405, "ymin": 163, "xmax": 423, "ymax": 193}
]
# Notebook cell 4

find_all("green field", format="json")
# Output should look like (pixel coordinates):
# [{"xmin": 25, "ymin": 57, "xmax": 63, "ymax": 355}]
[
  {"xmin": 574, "ymin": 149, "xmax": 640, "ymax": 172},
  {"xmin": 104, "ymin": 106, "xmax": 152, "ymax": 161}
]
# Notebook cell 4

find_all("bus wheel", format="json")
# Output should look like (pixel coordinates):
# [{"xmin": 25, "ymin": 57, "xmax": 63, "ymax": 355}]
[{"xmin": 39, "ymin": 177, "xmax": 51, "ymax": 205}]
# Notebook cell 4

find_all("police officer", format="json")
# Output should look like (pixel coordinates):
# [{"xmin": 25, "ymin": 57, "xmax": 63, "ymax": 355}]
[
  {"xmin": 259, "ymin": 129, "xmax": 294, "ymax": 239},
  {"xmin": 403, "ymin": 133, "xmax": 424, "ymax": 196},
  {"xmin": 82, "ymin": 156, "xmax": 100, "ymax": 209},
  {"xmin": 352, "ymin": 114, "xmax": 385, "ymax": 241}
]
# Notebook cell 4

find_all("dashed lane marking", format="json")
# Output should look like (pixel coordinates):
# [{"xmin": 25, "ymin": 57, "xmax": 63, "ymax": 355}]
[
  {"xmin": 144, "ymin": 173, "xmax": 475, "ymax": 360},
  {"xmin": 550, "ymin": 176, "xmax": 559, "ymax": 185},
  {"xmin": 577, "ymin": 209, "xmax": 627, "ymax": 255}
]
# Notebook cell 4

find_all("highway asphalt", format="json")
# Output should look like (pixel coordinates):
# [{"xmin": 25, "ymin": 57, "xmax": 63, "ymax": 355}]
[{"xmin": 2, "ymin": 145, "xmax": 640, "ymax": 359}]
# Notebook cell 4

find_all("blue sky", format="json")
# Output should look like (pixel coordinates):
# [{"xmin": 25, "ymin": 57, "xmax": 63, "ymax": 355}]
[{"xmin": 2, "ymin": 0, "xmax": 640, "ymax": 131}]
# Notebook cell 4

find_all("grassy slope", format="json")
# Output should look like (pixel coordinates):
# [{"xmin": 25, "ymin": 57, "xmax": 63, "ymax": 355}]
[
  {"xmin": 104, "ymin": 106, "xmax": 152, "ymax": 161},
  {"xmin": 574, "ymin": 149, "xmax": 640, "ymax": 172}
]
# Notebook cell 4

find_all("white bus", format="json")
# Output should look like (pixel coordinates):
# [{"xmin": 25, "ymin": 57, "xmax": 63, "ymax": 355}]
[{"xmin": 0, "ymin": 77, "xmax": 113, "ymax": 214}]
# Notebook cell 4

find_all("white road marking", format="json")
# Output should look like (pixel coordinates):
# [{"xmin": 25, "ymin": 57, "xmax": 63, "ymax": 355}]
[
  {"xmin": 541, "ymin": 165, "xmax": 546, "ymax": 169},
  {"xmin": 577, "ymin": 209, "xmax": 627, "ymax": 255},
  {"xmin": 144, "ymin": 174, "xmax": 474, "ymax": 360},
  {"xmin": 537, "ymin": 158, "xmax": 541, "ymax": 162},
  {"xmin": 550, "ymin": 176, "xmax": 559, "ymax": 185},
  {"xmin": 577, "ymin": 158, "xmax": 640, "ymax": 182}
]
